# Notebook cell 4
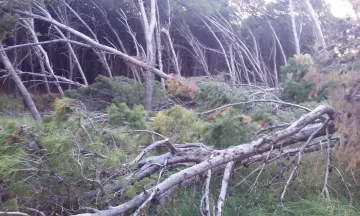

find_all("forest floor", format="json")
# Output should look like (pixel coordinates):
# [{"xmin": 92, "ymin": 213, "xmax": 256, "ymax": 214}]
[{"xmin": 0, "ymin": 76, "xmax": 360, "ymax": 215}]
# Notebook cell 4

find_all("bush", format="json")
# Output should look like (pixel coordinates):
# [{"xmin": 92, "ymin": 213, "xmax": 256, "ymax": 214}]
[
  {"xmin": 165, "ymin": 75, "xmax": 198, "ymax": 100},
  {"xmin": 281, "ymin": 80, "xmax": 315, "ymax": 103},
  {"xmin": 197, "ymin": 82, "xmax": 247, "ymax": 111},
  {"xmin": 280, "ymin": 56, "xmax": 329, "ymax": 103},
  {"xmin": 0, "ymin": 95, "xmax": 24, "ymax": 114},
  {"xmin": 65, "ymin": 75, "xmax": 168, "ymax": 110},
  {"xmin": 108, "ymin": 103, "xmax": 147, "ymax": 129},
  {"xmin": 202, "ymin": 108, "xmax": 255, "ymax": 149},
  {"xmin": 152, "ymin": 105, "xmax": 204, "ymax": 143}
]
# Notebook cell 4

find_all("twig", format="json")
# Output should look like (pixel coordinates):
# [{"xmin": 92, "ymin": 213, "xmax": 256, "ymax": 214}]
[
  {"xmin": 321, "ymin": 126, "xmax": 331, "ymax": 200},
  {"xmin": 280, "ymin": 119, "xmax": 329, "ymax": 203},
  {"xmin": 215, "ymin": 161, "xmax": 234, "ymax": 216},
  {"xmin": 247, "ymin": 145, "xmax": 274, "ymax": 196},
  {"xmin": 201, "ymin": 170, "xmax": 212, "ymax": 216},
  {"xmin": 123, "ymin": 130, "xmax": 178, "ymax": 154},
  {"xmin": 333, "ymin": 166, "xmax": 353, "ymax": 205},
  {"xmin": 0, "ymin": 212, "xmax": 29, "ymax": 216},
  {"xmin": 0, "ymin": 39, "xmax": 91, "ymax": 52},
  {"xmin": 21, "ymin": 207, "xmax": 45, "ymax": 216},
  {"xmin": 132, "ymin": 190, "xmax": 157, "ymax": 216},
  {"xmin": 157, "ymin": 157, "xmax": 169, "ymax": 184},
  {"xmin": 127, "ymin": 139, "xmax": 172, "ymax": 165},
  {"xmin": 196, "ymin": 99, "xmax": 312, "ymax": 115}
]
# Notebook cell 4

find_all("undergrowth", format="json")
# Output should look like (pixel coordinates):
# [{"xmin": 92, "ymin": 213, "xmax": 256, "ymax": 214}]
[{"xmin": 1, "ymin": 74, "xmax": 359, "ymax": 215}]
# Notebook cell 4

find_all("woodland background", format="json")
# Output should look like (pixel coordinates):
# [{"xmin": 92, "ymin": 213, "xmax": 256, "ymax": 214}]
[{"xmin": 0, "ymin": 0, "xmax": 360, "ymax": 215}]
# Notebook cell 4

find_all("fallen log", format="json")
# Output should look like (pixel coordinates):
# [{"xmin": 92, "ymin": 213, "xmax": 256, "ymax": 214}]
[{"xmin": 76, "ymin": 105, "xmax": 336, "ymax": 216}]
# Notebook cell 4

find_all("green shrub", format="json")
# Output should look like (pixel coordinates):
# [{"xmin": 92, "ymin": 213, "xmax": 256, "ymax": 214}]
[
  {"xmin": 202, "ymin": 108, "xmax": 255, "ymax": 149},
  {"xmin": 108, "ymin": 103, "xmax": 147, "ymax": 129},
  {"xmin": 152, "ymin": 105, "xmax": 204, "ymax": 143},
  {"xmin": 65, "ymin": 75, "xmax": 168, "ymax": 109},
  {"xmin": 0, "ymin": 95, "xmax": 24, "ymax": 114},
  {"xmin": 281, "ymin": 79, "xmax": 314, "ymax": 103},
  {"xmin": 197, "ymin": 82, "xmax": 247, "ymax": 111},
  {"xmin": 280, "ymin": 57, "xmax": 317, "ymax": 103}
]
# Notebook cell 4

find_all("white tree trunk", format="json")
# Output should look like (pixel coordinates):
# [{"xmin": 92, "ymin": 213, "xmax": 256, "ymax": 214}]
[
  {"xmin": 22, "ymin": 20, "xmax": 64, "ymax": 96},
  {"xmin": 289, "ymin": 0, "xmax": 301, "ymax": 55},
  {"xmin": 138, "ymin": 0, "xmax": 157, "ymax": 110},
  {"xmin": 17, "ymin": 8, "xmax": 170, "ymax": 79},
  {"xmin": 304, "ymin": 0, "xmax": 327, "ymax": 49},
  {"xmin": 0, "ymin": 42, "xmax": 41, "ymax": 121},
  {"xmin": 267, "ymin": 18, "xmax": 287, "ymax": 66}
]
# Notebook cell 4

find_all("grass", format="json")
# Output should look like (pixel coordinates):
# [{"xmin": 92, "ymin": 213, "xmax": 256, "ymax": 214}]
[
  {"xmin": 0, "ymin": 115, "xmax": 37, "ymax": 127},
  {"xmin": 0, "ymin": 88, "xmax": 359, "ymax": 215},
  {"xmin": 162, "ymin": 151, "xmax": 360, "ymax": 216}
]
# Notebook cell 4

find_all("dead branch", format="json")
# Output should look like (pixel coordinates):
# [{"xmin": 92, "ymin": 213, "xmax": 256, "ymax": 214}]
[
  {"xmin": 321, "ymin": 127, "xmax": 332, "ymax": 199},
  {"xmin": 280, "ymin": 118, "xmax": 330, "ymax": 203},
  {"xmin": 197, "ymin": 100, "xmax": 312, "ymax": 115},
  {"xmin": 0, "ymin": 39, "xmax": 91, "ymax": 52},
  {"xmin": 82, "ymin": 105, "xmax": 335, "ymax": 216},
  {"xmin": 201, "ymin": 170, "xmax": 212, "ymax": 216},
  {"xmin": 215, "ymin": 161, "xmax": 234, "ymax": 216},
  {"xmin": 0, "ymin": 212, "xmax": 29, "ymax": 216},
  {"xmin": 14, "ymin": 8, "xmax": 170, "ymax": 79}
]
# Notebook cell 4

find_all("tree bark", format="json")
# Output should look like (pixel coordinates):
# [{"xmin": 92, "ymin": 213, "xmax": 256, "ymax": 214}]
[
  {"xmin": 304, "ymin": 0, "xmax": 326, "ymax": 49},
  {"xmin": 0, "ymin": 42, "xmax": 41, "ymax": 121},
  {"xmin": 267, "ymin": 17, "xmax": 287, "ymax": 66},
  {"xmin": 138, "ymin": 0, "xmax": 157, "ymax": 110},
  {"xmin": 289, "ymin": 0, "xmax": 301, "ymax": 55},
  {"xmin": 22, "ymin": 19, "xmax": 64, "ymax": 96},
  {"xmin": 89, "ymin": 105, "xmax": 335, "ymax": 216}
]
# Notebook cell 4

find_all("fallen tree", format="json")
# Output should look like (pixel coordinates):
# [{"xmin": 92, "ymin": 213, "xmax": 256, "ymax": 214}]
[{"xmin": 73, "ymin": 105, "xmax": 337, "ymax": 216}]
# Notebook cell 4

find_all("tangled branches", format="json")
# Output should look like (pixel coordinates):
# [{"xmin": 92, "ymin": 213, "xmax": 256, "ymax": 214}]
[{"xmin": 76, "ymin": 105, "xmax": 336, "ymax": 216}]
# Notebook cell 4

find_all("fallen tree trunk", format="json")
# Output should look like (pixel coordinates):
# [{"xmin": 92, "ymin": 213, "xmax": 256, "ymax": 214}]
[
  {"xmin": 13, "ymin": 6, "xmax": 170, "ymax": 80},
  {"xmin": 76, "ymin": 105, "xmax": 336, "ymax": 216}
]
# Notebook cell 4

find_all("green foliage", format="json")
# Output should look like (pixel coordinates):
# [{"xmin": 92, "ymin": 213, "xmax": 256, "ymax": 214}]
[
  {"xmin": 108, "ymin": 103, "xmax": 147, "ymax": 129},
  {"xmin": 197, "ymin": 82, "xmax": 247, "ymax": 111},
  {"xmin": 0, "ymin": 95, "xmax": 24, "ymax": 114},
  {"xmin": 124, "ymin": 177, "xmax": 156, "ymax": 199},
  {"xmin": 152, "ymin": 105, "xmax": 204, "ymax": 143},
  {"xmin": 0, "ymin": 13, "xmax": 18, "ymax": 40},
  {"xmin": 251, "ymin": 105, "xmax": 271, "ymax": 122},
  {"xmin": 280, "ymin": 57, "xmax": 315, "ymax": 103},
  {"xmin": 202, "ymin": 108, "xmax": 254, "ymax": 149},
  {"xmin": 281, "ymin": 79, "xmax": 315, "ymax": 103},
  {"xmin": 65, "ymin": 76, "xmax": 167, "ymax": 109},
  {"xmin": 164, "ymin": 151, "xmax": 360, "ymax": 216}
]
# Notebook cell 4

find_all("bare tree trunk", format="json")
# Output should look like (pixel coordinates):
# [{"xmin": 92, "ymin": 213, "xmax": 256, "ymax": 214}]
[
  {"xmin": 177, "ymin": 21, "xmax": 210, "ymax": 76},
  {"xmin": 0, "ymin": 42, "xmax": 41, "ymax": 121},
  {"xmin": 138, "ymin": 0, "xmax": 157, "ymax": 110},
  {"xmin": 16, "ymin": 5, "xmax": 170, "ymax": 79},
  {"xmin": 267, "ymin": 17, "xmax": 287, "ymax": 66},
  {"xmin": 22, "ymin": 19, "xmax": 64, "ymax": 96},
  {"xmin": 156, "ymin": 2, "xmax": 166, "ymax": 90},
  {"xmin": 289, "ymin": 0, "xmax": 301, "ymax": 55},
  {"xmin": 92, "ymin": 1, "xmax": 140, "ymax": 81},
  {"xmin": 62, "ymin": 1, "xmax": 112, "ymax": 78},
  {"xmin": 272, "ymin": 37, "xmax": 279, "ymax": 87},
  {"xmin": 162, "ymin": 29, "xmax": 181, "ymax": 75},
  {"xmin": 202, "ymin": 18, "xmax": 235, "ymax": 84},
  {"xmin": 24, "ymin": 17, "xmax": 51, "ymax": 93},
  {"xmin": 304, "ymin": 0, "xmax": 326, "ymax": 49}
]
